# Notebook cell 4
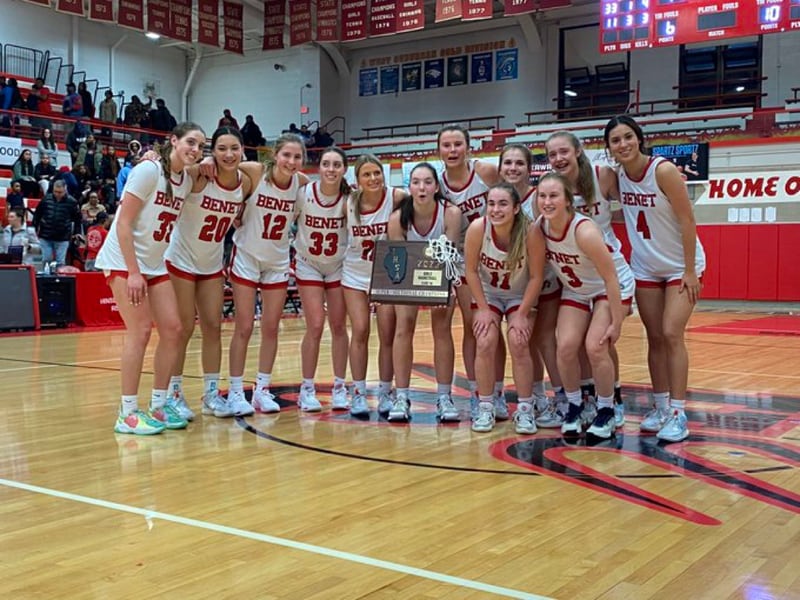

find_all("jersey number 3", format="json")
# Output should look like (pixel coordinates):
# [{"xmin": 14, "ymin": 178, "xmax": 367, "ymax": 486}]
[
  {"xmin": 309, "ymin": 231, "xmax": 339, "ymax": 257},
  {"xmin": 153, "ymin": 211, "xmax": 178, "ymax": 243}
]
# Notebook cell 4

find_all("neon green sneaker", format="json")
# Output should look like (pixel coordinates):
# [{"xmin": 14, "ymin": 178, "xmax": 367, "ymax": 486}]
[
  {"xmin": 149, "ymin": 404, "xmax": 189, "ymax": 430},
  {"xmin": 114, "ymin": 409, "xmax": 166, "ymax": 435}
]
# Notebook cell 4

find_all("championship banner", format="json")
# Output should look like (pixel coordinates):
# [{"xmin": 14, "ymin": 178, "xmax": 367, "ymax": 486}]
[
  {"xmin": 370, "ymin": 0, "xmax": 397, "ymax": 37},
  {"xmin": 0, "ymin": 136, "xmax": 23, "ymax": 168},
  {"xmin": 23, "ymin": 0, "xmax": 51, "ymax": 6},
  {"xmin": 396, "ymin": 0, "xmax": 424, "ymax": 33},
  {"xmin": 118, "ymin": 0, "xmax": 145, "ymax": 30},
  {"xmin": 263, "ymin": 0, "xmax": 285, "ymax": 50},
  {"xmin": 341, "ymin": 0, "xmax": 368, "ymax": 42},
  {"xmin": 198, "ymin": 0, "xmax": 220, "ymax": 47},
  {"xmin": 88, "ymin": 0, "xmax": 114, "ymax": 22},
  {"xmin": 315, "ymin": 0, "xmax": 339, "ymax": 42},
  {"xmin": 147, "ymin": 0, "xmax": 170, "ymax": 36},
  {"xmin": 463, "ymin": 0, "xmax": 493, "ymax": 20},
  {"xmin": 289, "ymin": 0, "xmax": 312, "ymax": 46},
  {"xmin": 223, "ymin": 0, "xmax": 244, "ymax": 54},
  {"xmin": 435, "ymin": 0, "xmax": 461, "ymax": 22},
  {"xmin": 504, "ymin": 0, "xmax": 536, "ymax": 16},
  {"xmin": 56, "ymin": 0, "xmax": 85, "ymax": 16},
  {"xmin": 169, "ymin": 0, "xmax": 192, "ymax": 42}
]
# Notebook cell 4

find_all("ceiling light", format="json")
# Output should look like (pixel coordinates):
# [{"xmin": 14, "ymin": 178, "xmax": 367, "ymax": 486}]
[{"xmin": 564, "ymin": 89, "xmax": 578, "ymax": 97}]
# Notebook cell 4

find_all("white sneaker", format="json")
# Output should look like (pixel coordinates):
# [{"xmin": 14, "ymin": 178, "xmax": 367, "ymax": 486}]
[
  {"xmin": 469, "ymin": 392, "xmax": 479, "ymax": 419},
  {"xmin": 560, "ymin": 402, "xmax": 584, "ymax": 436},
  {"xmin": 331, "ymin": 386, "xmax": 350, "ymax": 410},
  {"xmin": 513, "ymin": 405, "xmax": 537, "ymax": 435},
  {"xmin": 640, "ymin": 406, "xmax": 670, "ymax": 432},
  {"xmin": 472, "ymin": 402, "xmax": 495, "ymax": 433},
  {"xmin": 536, "ymin": 403, "xmax": 564, "ymax": 428},
  {"xmin": 252, "ymin": 387, "xmax": 280, "ymax": 413},
  {"xmin": 202, "ymin": 391, "xmax": 236, "ymax": 418},
  {"xmin": 581, "ymin": 400, "xmax": 597, "ymax": 429},
  {"xmin": 350, "ymin": 393, "xmax": 369, "ymax": 417},
  {"xmin": 614, "ymin": 401, "xmax": 625, "ymax": 428},
  {"xmin": 167, "ymin": 392, "xmax": 195, "ymax": 421},
  {"xmin": 436, "ymin": 394, "xmax": 460, "ymax": 422},
  {"xmin": 587, "ymin": 407, "xmax": 615, "ymax": 439},
  {"xmin": 656, "ymin": 410, "xmax": 689, "ymax": 442},
  {"xmin": 377, "ymin": 390, "xmax": 394, "ymax": 414},
  {"xmin": 494, "ymin": 392, "xmax": 509, "ymax": 421},
  {"xmin": 298, "ymin": 387, "xmax": 322, "ymax": 412},
  {"xmin": 533, "ymin": 393, "xmax": 549, "ymax": 416},
  {"xmin": 388, "ymin": 393, "xmax": 411, "ymax": 422},
  {"xmin": 227, "ymin": 390, "xmax": 255, "ymax": 416}
]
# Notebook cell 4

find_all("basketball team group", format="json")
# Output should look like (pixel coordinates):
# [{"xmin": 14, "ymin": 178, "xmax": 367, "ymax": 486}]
[{"xmin": 97, "ymin": 114, "xmax": 705, "ymax": 444}]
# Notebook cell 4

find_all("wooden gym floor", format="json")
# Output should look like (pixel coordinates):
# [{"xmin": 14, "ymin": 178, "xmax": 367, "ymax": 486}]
[{"xmin": 1, "ymin": 306, "xmax": 799, "ymax": 599}]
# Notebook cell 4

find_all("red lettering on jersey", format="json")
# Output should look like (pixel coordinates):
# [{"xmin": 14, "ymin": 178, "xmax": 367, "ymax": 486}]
[
  {"xmin": 621, "ymin": 192, "xmax": 656, "ymax": 207},
  {"xmin": 200, "ymin": 195, "xmax": 239, "ymax": 214},
  {"xmin": 305, "ymin": 215, "xmax": 346, "ymax": 229},
  {"xmin": 458, "ymin": 193, "xmax": 487, "ymax": 214},
  {"xmin": 256, "ymin": 195, "xmax": 294, "ymax": 211},
  {"xmin": 154, "ymin": 190, "xmax": 184, "ymax": 210},
  {"xmin": 351, "ymin": 222, "xmax": 388, "ymax": 237},
  {"xmin": 545, "ymin": 250, "xmax": 581, "ymax": 265}
]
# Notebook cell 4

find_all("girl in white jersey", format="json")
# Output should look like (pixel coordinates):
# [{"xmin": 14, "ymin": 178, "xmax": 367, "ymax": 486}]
[
  {"xmin": 95, "ymin": 121, "xmax": 206, "ymax": 435},
  {"xmin": 499, "ymin": 144, "xmax": 564, "ymax": 428},
  {"xmin": 386, "ymin": 162, "xmax": 462, "ymax": 423},
  {"xmin": 464, "ymin": 183, "xmax": 544, "ymax": 434},
  {"xmin": 437, "ymin": 124, "xmax": 509, "ymax": 418},
  {"xmin": 228, "ymin": 133, "xmax": 310, "ymax": 414},
  {"xmin": 604, "ymin": 115, "xmax": 706, "ymax": 443},
  {"xmin": 164, "ymin": 127, "xmax": 255, "ymax": 421},
  {"xmin": 294, "ymin": 147, "xmax": 351, "ymax": 412},
  {"xmin": 545, "ymin": 131, "xmax": 633, "ymax": 428},
  {"xmin": 530, "ymin": 172, "xmax": 628, "ymax": 441},
  {"xmin": 342, "ymin": 154, "xmax": 404, "ymax": 418}
]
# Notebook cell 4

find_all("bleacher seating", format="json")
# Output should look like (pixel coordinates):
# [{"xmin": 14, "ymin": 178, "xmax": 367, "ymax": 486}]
[{"xmin": 344, "ymin": 127, "xmax": 494, "ymax": 159}]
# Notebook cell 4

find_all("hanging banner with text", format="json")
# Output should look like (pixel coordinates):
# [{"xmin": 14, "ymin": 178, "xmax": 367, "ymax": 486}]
[
  {"xmin": 147, "ymin": 0, "xmax": 170, "ymax": 37},
  {"xmin": 88, "ymin": 0, "xmax": 114, "ymax": 22},
  {"xmin": 342, "ymin": 0, "xmax": 368, "ymax": 42},
  {"xmin": 462, "ymin": 0, "xmax": 493, "ymax": 21},
  {"xmin": 119, "ymin": 0, "xmax": 145, "ymax": 30},
  {"xmin": 198, "ymin": 0, "xmax": 220, "ymax": 47},
  {"xmin": 0, "ymin": 136, "xmax": 23, "ymax": 168},
  {"xmin": 263, "ymin": 0, "xmax": 285, "ymax": 50},
  {"xmin": 697, "ymin": 172, "xmax": 800, "ymax": 205},
  {"xmin": 222, "ymin": 0, "xmax": 244, "ymax": 54},
  {"xmin": 290, "ymin": 0, "xmax": 312, "ymax": 46},
  {"xmin": 504, "ymin": 0, "xmax": 536, "ymax": 16},
  {"xmin": 316, "ymin": 0, "xmax": 339, "ymax": 42},
  {"xmin": 56, "ymin": 0, "xmax": 85, "ymax": 16},
  {"xmin": 169, "ymin": 0, "xmax": 192, "ymax": 42},
  {"xmin": 651, "ymin": 142, "xmax": 709, "ymax": 183},
  {"xmin": 396, "ymin": 0, "xmax": 424, "ymax": 33},
  {"xmin": 435, "ymin": 0, "xmax": 461, "ymax": 22},
  {"xmin": 370, "ymin": 0, "xmax": 397, "ymax": 37}
]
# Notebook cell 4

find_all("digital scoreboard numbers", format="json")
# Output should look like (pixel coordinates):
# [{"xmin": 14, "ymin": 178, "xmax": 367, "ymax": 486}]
[{"xmin": 601, "ymin": 0, "xmax": 800, "ymax": 53}]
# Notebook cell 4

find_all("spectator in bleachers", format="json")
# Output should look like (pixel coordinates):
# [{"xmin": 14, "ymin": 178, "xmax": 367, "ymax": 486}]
[
  {"xmin": 98, "ymin": 145, "xmax": 121, "ymax": 181},
  {"xmin": 62, "ymin": 82, "xmax": 83, "ymax": 118},
  {"xmin": 73, "ymin": 164, "xmax": 92, "ymax": 197},
  {"xmin": 80, "ymin": 190, "xmax": 107, "ymax": 225},
  {"xmin": 66, "ymin": 120, "xmax": 89, "ymax": 165},
  {"xmin": 1, "ymin": 78, "xmax": 25, "ymax": 135},
  {"xmin": 5, "ymin": 181, "xmax": 26, "ymax": 213},
  {"xmin": 12, "ymin": 149, "xmax": 41, "ymax": 198},
  {"xmin": 34, "ymin": 154, "xmax": 57, "ymax": 197},
  {"xmin": 125, "ymin": 139, "xmax": 142, "ymax": 165},
  {"xmin": 77, "ymin": 82, "xmax": 95, "ymax": 119},
  {"xmin": 284, "ymin": 122, "xmax": 301, "ymax": 135},
  {"xmin": 53, "ymin": 165, "xmax": 80, "ymax": 199},
  {"xmin": 98, "ymin": 90, "xmax": 117, "ymax": 138},
  {"xmin": 149, "ymin": 98, "xmax": 176, "ymax": 133},
  {"xmin": 218, "ymin": 108, "xmax": 239, "ymax": 129},
  {"xmin": 37, "ymin": 128, "xmax": 59, "ymax": 166},
  {"xmin": 2, "ymin": 207, "xmax": 40, "ymax": 266},
  {"xmin": 311, "ymin": 125, "xmax": 334, "ymax": 150},
  {"xmin": 116, "ymin": 153, "xmax": 139, "ymax": 200},
  {"xmin": 32, "ymin": 179, "xmax": 81, "ymax": 266},
  {"xmin": 298, "ymin": 124, "xmax": 313, "ymax": 144},
  {"xmin": 76, "ymin": 133, "xmax": 102, "ymax": 178},
  {"xmin": 240, "ymin": 114, "xmax": 264, "ymax": 161},
  {"xmin": 29, "ymin": 80, "xmax": 54, "ymax": 133},
  {"xmin": 123, "ymin": 95, "xmax": 149, "ymax": 127},
  {"xmin": 82, "ymin": 210, "xmax": 111, "ymax": 271}
]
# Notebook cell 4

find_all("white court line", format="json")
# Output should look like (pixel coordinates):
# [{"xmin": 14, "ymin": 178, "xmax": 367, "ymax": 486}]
[
  {"xmin": 0, "ymin": 477, "xmax": 549, "ymax": 600},
  {"xmin": 0, "ymin": 364, "xmax": 60, "ymax": 373}
]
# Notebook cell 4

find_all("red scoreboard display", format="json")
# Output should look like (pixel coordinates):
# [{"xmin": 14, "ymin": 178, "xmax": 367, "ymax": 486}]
[{"xmin": 601, "ymin": 0, "xmax": 800, "ymax": 53}]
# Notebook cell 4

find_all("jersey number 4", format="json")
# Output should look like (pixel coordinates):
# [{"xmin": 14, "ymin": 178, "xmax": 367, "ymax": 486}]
[
  {"xmin": 636, "ymin": 211, "xmax": 652, "ymax": 239},
  {"xmin": 309, "ymin": 231, "xmax": 339, "ymax": 257}
]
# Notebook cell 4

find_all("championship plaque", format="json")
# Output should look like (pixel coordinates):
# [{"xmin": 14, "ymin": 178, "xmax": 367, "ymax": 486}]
[{"xmin": 369, "ymin": 240, "xmax": 452, "ymax": 306}]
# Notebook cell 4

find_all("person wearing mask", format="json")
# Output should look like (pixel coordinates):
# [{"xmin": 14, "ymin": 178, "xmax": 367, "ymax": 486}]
[{"xmin": 32, "ymin": 179, "xmax": 82, "ymax": 266}]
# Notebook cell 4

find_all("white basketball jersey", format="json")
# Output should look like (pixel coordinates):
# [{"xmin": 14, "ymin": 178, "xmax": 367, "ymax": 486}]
[
  {"xmin": 233, "ymin": 172, "xmax": 301, "ymax": 267},
  {"xmin": 406, "ymin": 200, "xmax": 446, "ymax": 242},
  {"xmin": 441, "ymin": 160, "xmax": 489, "ymax": 238},
  {"xmin": 618, "ymin": 156, "xmax": 706, "ymax": 279},
  {"xmin": 294, "ymin": 181, "xmax": 348, "ymax": 265},
  {"xmin": 342, "ymin": 187, "xmax": 396, "ymax": 288},
  {"xmin": 95, "ymin": 159, "xmax": 191, "ymax": 276},
  {"xmin": 165, "ymin": 175, "xmax": 243, "ymax": 275},
  {"xmin": 573, "ymin": 166, "xmax": 623, "ymax": 253},
  {"xmin": 479, "ymin": 218, "xmax": 529, "ymax": 300},
  {"xmin": 540, "ymin": 213, "xmax": 607, "ymax": 298}
]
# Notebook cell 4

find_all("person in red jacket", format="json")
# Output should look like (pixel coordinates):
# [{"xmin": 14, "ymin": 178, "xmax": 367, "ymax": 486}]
[{"xmin": 83, "ymin": 211, "xmax": 111, "ymax": 270}]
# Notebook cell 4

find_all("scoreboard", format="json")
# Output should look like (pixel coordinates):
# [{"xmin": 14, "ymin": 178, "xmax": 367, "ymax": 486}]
[{"xmin": 601, "ymin": 0, "xmax": 800, "ymax": 53}]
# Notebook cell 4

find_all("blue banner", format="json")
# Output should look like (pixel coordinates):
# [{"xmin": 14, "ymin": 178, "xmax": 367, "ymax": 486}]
[
  {"xmin": 402, "ymin": 62, "xmax": 422, "ymax": 92},
  {"xmin": 496, "ymin": 48, "xmax": 518, "ymax": 81},
  {"xmin": 447, "ymin": 55, "xmax": 468, "ymax": 86},
  {"xmin": 471, "ymin": 52, "xmax": 493, "ymax": 84},
  {"xmin": 359, "ymin": 68, "xmax": 378, "ymax": 96},
  {"xmin": 380, "ymin": 65, "xmax": 400, "ymax": 94},
  {"xmin": 424, "ymin": 58, "xmax": 444, "ymax": 89}
]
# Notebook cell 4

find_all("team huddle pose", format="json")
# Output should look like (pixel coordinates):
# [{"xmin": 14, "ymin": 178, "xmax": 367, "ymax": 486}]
[{"xmin": 106, "ymin": 114, "xmax": 703, "ymax": 444}]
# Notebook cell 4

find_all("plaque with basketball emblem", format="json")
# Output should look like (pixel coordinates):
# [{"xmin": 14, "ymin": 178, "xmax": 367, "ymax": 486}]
[{"xmin": 369, "ymin": 240, "xmax": 453, "ymax": 306}]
